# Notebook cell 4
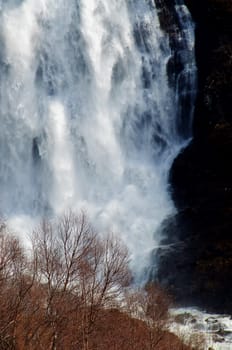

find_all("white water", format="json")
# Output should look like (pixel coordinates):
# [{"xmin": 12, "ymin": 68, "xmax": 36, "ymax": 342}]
[
  {"xmin": 170, "ymin": 308, "xmax": 232, "ymax": 349},
  {"xmin": 0, "ymin": 0, "xmax": 196, "ymax": 279}
]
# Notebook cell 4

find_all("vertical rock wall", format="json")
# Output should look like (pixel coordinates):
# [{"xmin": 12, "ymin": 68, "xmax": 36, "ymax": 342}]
[{"xmin": 157, "ymin": 0, "xmax": 232, "ymax": 313}]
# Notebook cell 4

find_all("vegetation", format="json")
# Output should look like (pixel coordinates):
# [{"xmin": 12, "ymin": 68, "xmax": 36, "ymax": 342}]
[{"xmin": 0, "ymin": 212, "xmax": 204, "ymax": 349}]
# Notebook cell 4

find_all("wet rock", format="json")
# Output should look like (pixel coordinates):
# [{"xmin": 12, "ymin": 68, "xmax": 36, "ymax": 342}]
[
  {"xmin": 173, "ymin": 312, "xmax": 197, "ymax": 325},
  {"xmin": 157, "ymin": 0, "xmax": 232, "ymax": 313}
]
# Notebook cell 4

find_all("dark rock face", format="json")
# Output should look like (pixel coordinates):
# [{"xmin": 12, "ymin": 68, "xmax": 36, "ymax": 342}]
[
  {"xmin": 155, "ymin": 0, "xmax": 197, "ymax": 137},
  {"xmin": 156, "ymin": 1, "xmax": 232, "ymax": 313},
  {"xmin": 186, "ymin": 0, "xmax": 232, "ymax": 131}
]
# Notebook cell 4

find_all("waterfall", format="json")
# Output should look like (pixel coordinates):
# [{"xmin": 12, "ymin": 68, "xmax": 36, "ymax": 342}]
[{"xmin": 0, "ymin": 0, "xmax": 196, "ymax": 280}]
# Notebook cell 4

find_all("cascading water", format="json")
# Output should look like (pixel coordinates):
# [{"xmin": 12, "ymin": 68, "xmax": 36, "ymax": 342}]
[{"xmin": 0, "ymin": 0, "xmax": 196, "ymax": 280}]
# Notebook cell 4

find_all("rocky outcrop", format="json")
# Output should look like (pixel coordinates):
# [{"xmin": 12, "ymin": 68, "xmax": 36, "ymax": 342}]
[{"xmin": 157, "ymin": 1, "xmax": 232, "ymax": 313}]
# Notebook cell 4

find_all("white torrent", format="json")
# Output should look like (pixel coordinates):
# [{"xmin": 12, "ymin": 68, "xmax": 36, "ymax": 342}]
[{"xmin": 0, "ymin": 0, "xmax": 196, "ymax": 280}]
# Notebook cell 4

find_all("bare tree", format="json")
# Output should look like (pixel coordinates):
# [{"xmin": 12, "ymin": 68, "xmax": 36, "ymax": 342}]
[
  {"xmin": 0, "ymin": 221, "xmax": 33, "ymax": 349},
  {"xmin": 30, "ymin": 211, "xmax": 130, "ymax": 350},
  {"xmin": 0, "ymin": 216, "xmax": 202, "ymax": 350},
  {"xmin": 124, "ymin": 283, "xmax": 172, "ymax": 350},
  {"xmin": 78, "ymin": 233, "xmax": 131, "ymax": 350},
  {"xmin": 144, "ymin": 283, "xmax": 171, "ymax": 349},
  {"xmin": 28, "ymin": 211, "xmax": 93, "ymax": 349}
]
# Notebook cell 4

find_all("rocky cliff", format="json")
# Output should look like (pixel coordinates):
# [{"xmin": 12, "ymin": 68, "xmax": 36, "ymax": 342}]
[{"xmin": 157, "ymin": 0, "xmax": 232, "ymax": 313}]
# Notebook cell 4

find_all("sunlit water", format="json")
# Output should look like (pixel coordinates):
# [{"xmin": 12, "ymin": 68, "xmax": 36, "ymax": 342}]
[{"xmin": 0, "ymin": 0, "xmax": 196, "ymax": 280}]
